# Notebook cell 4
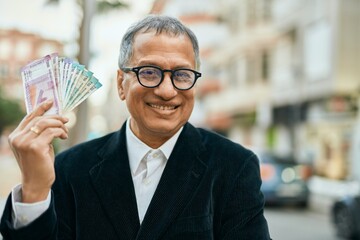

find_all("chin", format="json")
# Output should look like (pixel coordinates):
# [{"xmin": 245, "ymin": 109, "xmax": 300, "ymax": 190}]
[{"xmin": 148, "ymin": 121, "xmax": 182, "ymax": 134}]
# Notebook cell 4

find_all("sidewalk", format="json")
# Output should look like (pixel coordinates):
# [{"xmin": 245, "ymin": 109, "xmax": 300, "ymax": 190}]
[
  {"xmin": 0, "ymin": 152, "xmax": 20, "ymax": 240},
  {"xmin": 0, "ymin": 134, "xmax": 18, "ymax": 237},
  {"xmin": 0, "ymin": 155, "xmax": 21, "ymax": 198}
]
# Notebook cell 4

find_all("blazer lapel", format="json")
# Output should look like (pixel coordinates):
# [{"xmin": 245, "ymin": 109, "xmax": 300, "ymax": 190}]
[
  {"xmin": 136, "ymin": 123, "xmax": 208, "ymax": 239},
  {"xmin": 89, "ymin": 123, "xmax": 140, "ymax": 239}
]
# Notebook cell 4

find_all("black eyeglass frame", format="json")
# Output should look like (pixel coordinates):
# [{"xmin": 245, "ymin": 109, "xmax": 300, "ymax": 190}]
[{"xmin": 121, "ymin": 65, "xmax": 202, "ymax": 90}]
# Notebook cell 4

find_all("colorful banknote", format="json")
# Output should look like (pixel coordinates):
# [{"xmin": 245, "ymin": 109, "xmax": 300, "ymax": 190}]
[{"xmin": 21, "ymin": 53, "xmax": 102, "ymax": 115}]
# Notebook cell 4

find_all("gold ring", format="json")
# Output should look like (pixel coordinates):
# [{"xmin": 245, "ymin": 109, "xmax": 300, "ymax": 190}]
[{"xmin": 30, "ymin": 126, "xmax": 40, "ymax": 135}]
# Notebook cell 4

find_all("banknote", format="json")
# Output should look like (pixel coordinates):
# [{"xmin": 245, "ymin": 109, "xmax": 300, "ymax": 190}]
[
  {"xmin": 21, "ymin": 54, "xmax": 61, "ymax": 115},
  {"xmin": 21, "ymin": 53, "xmax": 102, "ymax": 115}
]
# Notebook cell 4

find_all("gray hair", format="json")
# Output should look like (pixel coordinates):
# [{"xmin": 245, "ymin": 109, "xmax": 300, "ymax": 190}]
[{"xmin": 118, "ymin": 15, "xmax": 201, "ymax": 70}]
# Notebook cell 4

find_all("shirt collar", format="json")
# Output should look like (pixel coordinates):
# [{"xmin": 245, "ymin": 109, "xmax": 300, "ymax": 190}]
[{"xmin": 126, "ymin": 118, "xmax": 183, "ymax": 175}]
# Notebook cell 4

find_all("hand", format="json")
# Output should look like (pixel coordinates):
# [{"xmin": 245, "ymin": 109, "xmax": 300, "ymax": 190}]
[{"xmin": 8, "ymin": 100, "xmax": 69, "ymax": 203}]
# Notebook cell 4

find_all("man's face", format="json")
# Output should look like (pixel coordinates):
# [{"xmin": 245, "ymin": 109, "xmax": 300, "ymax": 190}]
[{"xmin": 117, "ymin": 31, "xmax": 197, "ymax": 147}]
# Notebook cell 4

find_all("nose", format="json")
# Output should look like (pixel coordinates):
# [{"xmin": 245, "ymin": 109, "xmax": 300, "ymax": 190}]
[{"xmin": 153, "ymin": 73, "xmax": 177, "ymax": 100}]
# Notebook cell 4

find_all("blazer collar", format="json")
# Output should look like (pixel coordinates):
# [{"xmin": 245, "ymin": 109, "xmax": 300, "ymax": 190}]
[
  {"xmin": 89, "ymin": 122, "xmax": 140, "ymax": 239},
  {"xmin": 137, "ymin": 123, "xmax": 208, "ymax": 239},
  {"xmin": 89, "ymin": 122, "xmax": 208, "ymax": 240}
]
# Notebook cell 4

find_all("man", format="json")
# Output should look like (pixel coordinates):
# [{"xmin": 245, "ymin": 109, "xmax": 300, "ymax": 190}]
[{"xmin": 0, "ymin": 15, "xmax": 271, "ymax": 239}]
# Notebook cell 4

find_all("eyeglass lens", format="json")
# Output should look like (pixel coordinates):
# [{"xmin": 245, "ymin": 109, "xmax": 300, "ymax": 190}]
[{"xmin": 138, "ymin": 67, "xmax": 195, "ymax": 89}]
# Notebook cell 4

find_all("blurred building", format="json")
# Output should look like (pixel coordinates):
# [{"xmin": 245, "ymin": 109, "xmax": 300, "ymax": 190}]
[
  {"xmin": 0, "ymin": 29, "xmax": 63, "ymax": 100},
  {"xmin": 150, "ymin": 0, "xmax": 233, "ymax": 132},
  {"xmin": 207, "ymin": 0, "xmax": 360, "ymax": 181},
  {"xmin": 150, "ymin": 0, "xmax": 360, "ymax": 181}
]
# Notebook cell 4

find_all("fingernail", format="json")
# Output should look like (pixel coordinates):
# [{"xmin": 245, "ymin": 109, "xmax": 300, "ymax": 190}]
[{"xmin": 45, "ymin": 99, "xmax": 53, "ymax": 106}]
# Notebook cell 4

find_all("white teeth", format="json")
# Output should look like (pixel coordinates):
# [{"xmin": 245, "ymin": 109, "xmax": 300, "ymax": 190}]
[{"xmin": 150, "ymin": 104, "xmax": 176, "ymax": 110}]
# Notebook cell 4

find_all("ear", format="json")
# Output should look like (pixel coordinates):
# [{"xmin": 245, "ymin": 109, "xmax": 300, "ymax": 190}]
[{"xmin": 117, "ymin": 69, "xmax": 126, "ymax": 100}]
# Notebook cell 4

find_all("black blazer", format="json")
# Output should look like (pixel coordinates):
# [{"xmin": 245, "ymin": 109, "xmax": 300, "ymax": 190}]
[{"xmin": 1, "ymin": 122, "xmax": 271, "ymax": 239}]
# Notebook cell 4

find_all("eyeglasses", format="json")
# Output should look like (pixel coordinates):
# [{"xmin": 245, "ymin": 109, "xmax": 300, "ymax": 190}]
[{"xmin": 121, "ymin": 65, "xmax": 201, "ymax": 90}]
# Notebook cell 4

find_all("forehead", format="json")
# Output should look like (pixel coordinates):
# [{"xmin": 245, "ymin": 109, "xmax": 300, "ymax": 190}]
[{"xmin": 131, "ymin": 31, "xmax": 195, "ymax": 68}]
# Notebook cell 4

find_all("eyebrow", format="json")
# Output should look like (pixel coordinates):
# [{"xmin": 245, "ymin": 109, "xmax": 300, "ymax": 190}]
[{"xmin": 136, "ymin": 61, "xmax": 193, "ymax": 70}]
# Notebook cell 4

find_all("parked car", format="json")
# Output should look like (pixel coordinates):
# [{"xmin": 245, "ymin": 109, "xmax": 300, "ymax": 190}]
[
  {"xmin": 256, "ymin": 151, "xmax": 312, "ymax": 207},
  {"xmin": 332, "ymin": 195, "xmax": 360, "ymax": 239}
]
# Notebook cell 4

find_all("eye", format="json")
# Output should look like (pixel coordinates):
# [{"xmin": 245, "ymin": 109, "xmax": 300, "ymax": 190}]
[
  {"xmin": 139, "ymin": 67, "xmax": 161, "ymax": 80},
  {"xmin": 174, "ymin": 70, "xmax": 194, "ymax": 82}
]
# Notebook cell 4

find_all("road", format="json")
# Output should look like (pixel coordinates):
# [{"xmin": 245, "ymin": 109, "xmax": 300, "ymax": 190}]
[{"xmin": 265, "ymin": 206, "xmax": 341, "ymax": 240}]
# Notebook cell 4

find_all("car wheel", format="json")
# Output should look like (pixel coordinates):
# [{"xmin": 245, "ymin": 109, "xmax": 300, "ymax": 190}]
[
  {"xmin": 334, "ymin": 205, "xmax": 356, "ymax": 239},
  {"xmin": 297, "ymin": 200, "xmax": 308, "ymax": 208}
]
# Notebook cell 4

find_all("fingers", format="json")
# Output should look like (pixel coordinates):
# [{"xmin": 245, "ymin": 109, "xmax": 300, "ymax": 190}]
[
  {"xmin": 7, "ymin": 100, "xmax": 71, "ymax": 203},
  {"xmin": 24, "ymin": 128, "xmax": 68, "ymax": 158},
  {"xmin": 30, "ymin": 126, "xmax": 41, "ymax": 135},
  {"xmin": 9, "ymin": 115, "xmax": 69, "ymax": 157},
  {"xmin": 32, "ymin": 99, "xmax": 54, "ymax": 116},
  {"xmin": 25, "ymin": 119, "xmax": 69, "ymax": 145},
  {"xmin": 34, "ymin": 127, "xmax": 69, "ymax": 145},
  {"xmin": 9, "ymin": 98, "xmax": 69, "ymax": 149},
  {"xmin": 18, "ymin": 99, "xmax": 55, "ymax": 130},
  {"xmin": 26, "ymin": 117, "xmax": 69, "ymax": 137}
]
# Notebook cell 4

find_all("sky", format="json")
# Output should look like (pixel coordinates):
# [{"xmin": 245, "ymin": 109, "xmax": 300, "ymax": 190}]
[
  {"xmin": 0, "ymin": 0, "xmax": 79, "ymax": 41},
  {"xmin": 0, "ymin": 0, "xmax": 153, "ymax": 41},
  {"xmin": 0, "ymin": 0, "xmax": 154, "ymax": 107}
]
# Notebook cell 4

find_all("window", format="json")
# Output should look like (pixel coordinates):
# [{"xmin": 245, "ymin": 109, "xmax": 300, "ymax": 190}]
[
  {"xmin": 304, "ymin": 20, "xmax": 332, "ymax": 81},
  {"xmin": 246, "ymin": 0, "xmax": 257, "ymax": 25},
  {"xmin": 15, "ymin": 40, "xmax": 32, "ymax": 60},
  {"xmin": 0, "ymin": 39, "xmax": 12, "ymax": 60},
  {"xmin": 261, "ymin": 52, "xmax": 269, "ymax": 82},
  {"xmin": 246, "ymin": 55, "xmax": 257, "ymax": 84},
  {"xmin": 259, "ymin": 0, "xmax": 272, "ymax": 22}
]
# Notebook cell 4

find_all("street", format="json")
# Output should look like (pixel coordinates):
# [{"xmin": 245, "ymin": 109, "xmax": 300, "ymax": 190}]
[{"xmin": 265, "ymin": 206, "xmax": 341, "ymax": 240}]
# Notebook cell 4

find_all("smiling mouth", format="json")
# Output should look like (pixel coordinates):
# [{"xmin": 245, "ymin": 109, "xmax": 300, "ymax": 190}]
[{"xmin": 148, "ymin": 103, "xmax": 178, "ymax": 110}]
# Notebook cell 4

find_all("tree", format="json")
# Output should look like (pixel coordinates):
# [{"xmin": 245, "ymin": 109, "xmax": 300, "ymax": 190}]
[
  {"xmin": 0, "ymin": 88, "xmax": 24, "ymax": 137},
  {"xmin": 47, "ymin": 0, "xmax": 127, "ymax": 146}
]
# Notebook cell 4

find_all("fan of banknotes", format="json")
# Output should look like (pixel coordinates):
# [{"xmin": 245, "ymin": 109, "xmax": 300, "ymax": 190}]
[{"xmin": 21, "ymin": 53, "xmax": 102, "ymax": 115}]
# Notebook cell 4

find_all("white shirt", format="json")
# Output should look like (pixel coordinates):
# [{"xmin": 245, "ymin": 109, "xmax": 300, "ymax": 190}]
[
  {"xmin": 11, "ymin": 118, "xmax": 183, "ymax": 227},
  {"xmin": 126, "ymin": 118, "xmax": 182, "ymax": 223}
]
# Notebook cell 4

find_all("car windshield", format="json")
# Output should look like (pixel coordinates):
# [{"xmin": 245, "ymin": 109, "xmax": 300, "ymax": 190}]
[{"xmin": 258, "ymin": 152, "xmax": 297, "ymax": 164}]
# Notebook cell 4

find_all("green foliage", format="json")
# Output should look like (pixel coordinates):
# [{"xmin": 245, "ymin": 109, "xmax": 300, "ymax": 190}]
[
  {"xmin": 0, "ymin": 88, "xmax": 24, "ymax": 135},
  {"xmin": 97, "ymin": 1, "xmax": 128, "ymax": 13},
  {"xmin": 46, "ymin": 0, "xmax": 128, "ymax": 13},
  {"xmin": 266, "ymin": 126, "xmax": 276, "ymax": 149}
]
